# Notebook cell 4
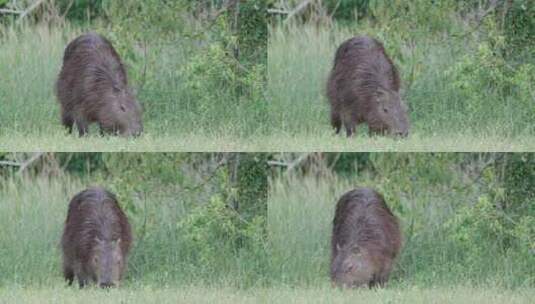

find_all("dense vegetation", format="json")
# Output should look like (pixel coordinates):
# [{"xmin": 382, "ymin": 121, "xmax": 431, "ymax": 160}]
[
  {"xmin": 0, "ymin": 0, "xmax": 266, "ymax": 150},
  {"xmin": 269, "ymin": 153, "xmax": 534, "ymax": 288},
  {"xmin": 268, "ymin": 0, "xmax": 535, "ymax": 150},
  {"xmin": 0, "ymin": 153, "xmax": 268, "ymax": 287}
]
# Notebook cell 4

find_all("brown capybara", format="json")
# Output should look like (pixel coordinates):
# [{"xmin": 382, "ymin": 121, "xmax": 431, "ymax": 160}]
[
  {"xmin": 61, "ymin": 187, "xmax": 132, "ymax": 288},
  {"xmin": 55, "ymin": 33, "xmax": 143, "ymax": 137},
  {"xmin": 330, "ymin": 187, "xmax": 401, "ymax": 288},
  {"xmin": 327, "ymin": 36, "xmax": 409, "ymax": 137}
]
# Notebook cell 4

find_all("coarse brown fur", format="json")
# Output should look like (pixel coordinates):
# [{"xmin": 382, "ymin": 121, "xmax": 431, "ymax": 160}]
[
  {"xmin": 56, "ymin": 33, "xmax": 143, "ymax": 137},
  {"xmin": 330, "ymin": 187, "xmax": 402, "ymax": 288},
  {"xmin": 327, "ymin": 36, "xmax": 409, "ymax": 137},
  {"xmin": 61, "ymin": 187, "xmax": 132, "ymax": 288}
]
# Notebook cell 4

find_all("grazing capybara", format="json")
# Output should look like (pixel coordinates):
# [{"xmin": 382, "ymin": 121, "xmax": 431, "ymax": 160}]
[
  {"xmin": 327, "ymin": 36, "xmax": 409, "ymax": 137},
  {"xmin": 330, "ymin": 187, "xmax": 401, "ymax": 288},
  {"xmin": 55, "ymin": 33, "xmax": 143, "ymax": 137},
  {"xmin": 61, "ymin": 187, "xmax": 132, "ymax": 288}
]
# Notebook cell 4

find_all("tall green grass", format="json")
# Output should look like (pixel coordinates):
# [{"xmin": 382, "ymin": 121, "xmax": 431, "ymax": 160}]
[
  {"xmin": 267, "ymin": 22, "xmax": 535, "ymax": 148},
  {"xmin": 267, "ymin": 154, "xmax": 535, "ymax": 288}
]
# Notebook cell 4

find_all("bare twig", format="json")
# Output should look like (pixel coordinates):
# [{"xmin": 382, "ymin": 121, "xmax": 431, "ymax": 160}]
[
  {"xmin": 0, "ymin": 153, "xmax": 45, "ymax": 174},
  {"xmin": 267, "ymin": 8, "xmax": 289, "ymax": 15},
  {"xmin": 0, "ymin": 160, "xmax": 21, "ymax": 166},
  {"xmin": 18, "ymin": 0, "xmax": 48, "ymax": 23},
  {"xmin": 18, "ymin": 152, "xmax": 45, "ymax": 174},
  {"xmin": 268, "ymin": 153, "xmax": 312, "ymax": 173},
  {"xmin": 285, "ymin": 0, "xmax": 313, "ymax": 23},
  {"xmin": 0, "ymin": 9, "xmax": 23, "ymax": 14}
]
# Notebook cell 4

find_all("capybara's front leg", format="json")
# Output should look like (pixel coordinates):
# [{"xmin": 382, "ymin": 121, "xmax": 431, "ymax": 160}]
[{"xmin": 76, "ymin": 120, "xmax": 89, "ymax": 137}]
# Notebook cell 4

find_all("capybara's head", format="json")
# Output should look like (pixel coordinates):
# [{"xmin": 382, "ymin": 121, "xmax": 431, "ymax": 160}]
[
  {"xmin": 101, "ymin": 88, "xmax": 143, "ymax": 137},
  {"xmin": 331, "ymin": 245, "xmax": 374, "ymax": 288},
  {"xmin": 370, "ymin": 88, "xmax": 409, "ymax": 137},
  {"xmin": 91, "ymin": 237, "xmax": 125, "ymax": 288}
]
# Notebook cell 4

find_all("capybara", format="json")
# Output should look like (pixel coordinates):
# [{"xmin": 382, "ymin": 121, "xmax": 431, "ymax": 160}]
[
  {"xmin": 327, "ymin": 36, "xmax": 409, "ymax": 137},
  {"xmin": 61, "ymin": 187, "xmax": 132, "ymax": 288},
  {"xmin": 55, "ymin": 33, "xmax": 143, "ymax": 137},
  {"xmin": 330, "ymin": 187, "xmax": 401, "ymax": 288}
]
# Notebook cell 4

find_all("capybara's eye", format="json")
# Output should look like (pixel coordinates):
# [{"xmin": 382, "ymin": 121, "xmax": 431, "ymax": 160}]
[{"xmin": 383, "ymin": 108, "xmax": 388, "ymax": 113}]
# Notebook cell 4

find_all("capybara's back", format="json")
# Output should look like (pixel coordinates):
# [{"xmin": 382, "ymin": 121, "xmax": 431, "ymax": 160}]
[
  {"xmin": 327, "ymin": 36, "xmax": 409, "ymax": 137},
  {"xmin": 330, "ymin": 187, "xmax": 401, "ymax": 288},
  {"xmin": 61, "ymin": 187, "xmax": 132, "ymax": 288},
  {"xmin": 56, "ymin": 33, "xmax": 143, "ymax": 137}
]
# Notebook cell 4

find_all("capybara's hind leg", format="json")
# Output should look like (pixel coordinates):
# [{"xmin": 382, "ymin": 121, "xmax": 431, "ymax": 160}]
[{"xmin": 331, "ymin": 110, "xmax": 342, "ymax": 134}]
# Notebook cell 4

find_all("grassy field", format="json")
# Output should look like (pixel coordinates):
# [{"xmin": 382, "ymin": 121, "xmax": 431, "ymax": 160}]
[
  {"xmin": 1, "ymin": 285, "xmax": 533, "ymax": 304},
  {"xmin": 267, "ymin": 23, "xmax": 535, "ymax": 151}
]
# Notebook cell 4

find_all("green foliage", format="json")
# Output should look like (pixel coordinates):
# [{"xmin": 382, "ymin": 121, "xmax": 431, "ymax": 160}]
[
  {"xmin": 237, "ymin": 0, "xmax": 267, "ymax": 65},
  {"xmin": 236, "ymin": 153, "xmax": 268, "ymax": 220},
  {"xmin": 503, "ymin": 0, "xmax": 535, "ymax": 58},
  {"xmin": 445, "ymin": 18, "xmax": 535, "ymax": 134},
  {"xmin": 57, "ymin": 0, "xmax": 104, "ymax": 23},
  {"xmin": 326, "ymin": 0, "xmax": 372, "ymax": 21},
  {"xmin": 178, "ymin": 194, "xmax": 267, "ymax": 286}
]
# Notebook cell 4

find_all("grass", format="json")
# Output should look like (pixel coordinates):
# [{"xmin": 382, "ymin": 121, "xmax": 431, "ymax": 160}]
[
  {"xmin": 267, "ymin": 23, "xmax": 535, "ymax": 151},
  {"xmin": 1, "ymin": 285, "xmax": 533, "ymax": 304},
  {"xmin": 3, "ymin": 131, "xmax": 535, "ymax": 152}
]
